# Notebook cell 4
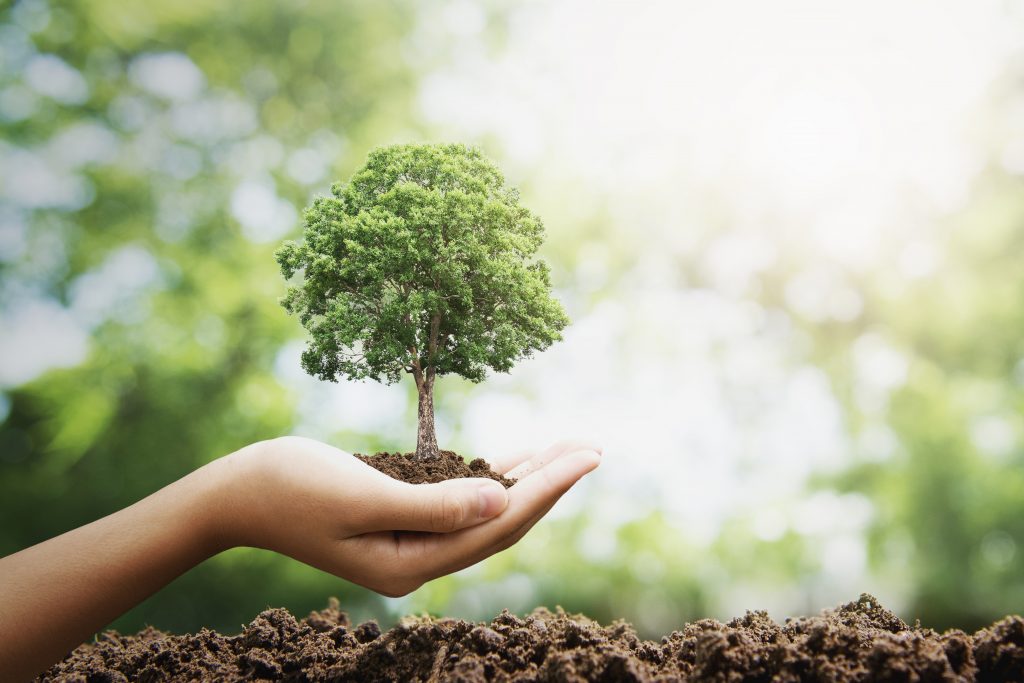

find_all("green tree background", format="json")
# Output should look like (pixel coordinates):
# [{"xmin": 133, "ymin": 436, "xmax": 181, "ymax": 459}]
[
  {"xmin": 1, "ymin": 0, "xmax": 1021, "ymax": 639},
  {"xmin": 0, "ymin": 0, "xmax": 427, "ymax": 634}
]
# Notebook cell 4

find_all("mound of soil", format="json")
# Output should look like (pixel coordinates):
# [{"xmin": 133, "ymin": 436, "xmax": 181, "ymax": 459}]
[
  {"xmin": 38, "ymin": 594, "xmax": 1024, "ymax": 682},
  {"xmin": 355, "ymin": 450, "xmax": 514, "ymax": 488}
]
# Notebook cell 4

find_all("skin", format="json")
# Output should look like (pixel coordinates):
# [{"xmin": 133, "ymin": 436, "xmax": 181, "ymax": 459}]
[{"xmin": 0, "ymin": 436, "xmax": 601, "ymax": 681}]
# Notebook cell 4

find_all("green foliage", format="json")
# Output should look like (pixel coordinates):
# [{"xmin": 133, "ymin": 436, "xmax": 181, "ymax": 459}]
[
  {"xmin": 276, "ymin": 144, "xmax": 569, "ymax": 386},
  {"xmin": 0, "ymin": 0, "xmax": 420, "ymax": 636}
]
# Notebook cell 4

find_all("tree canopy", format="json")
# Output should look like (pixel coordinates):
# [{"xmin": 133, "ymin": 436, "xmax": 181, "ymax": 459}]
[{"xmin": 276, "ymin": 143, "xmax": 569, "ymax": 390}]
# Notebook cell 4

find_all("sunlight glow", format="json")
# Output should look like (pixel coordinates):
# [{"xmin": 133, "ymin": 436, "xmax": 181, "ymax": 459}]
[{"xmin": 420, "ymin": 0, "xmax": 1017, "ymax": 247}]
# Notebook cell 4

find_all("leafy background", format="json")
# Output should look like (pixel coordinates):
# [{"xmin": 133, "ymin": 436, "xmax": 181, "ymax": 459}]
[{"xmin": 1, "ymin": 0, "xmax": 1022, "ymax": 639}]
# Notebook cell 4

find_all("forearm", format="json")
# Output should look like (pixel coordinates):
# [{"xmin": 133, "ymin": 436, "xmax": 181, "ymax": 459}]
[{"xmin": 0, "ymin": 457, "xmax": 232, "ymax": 681}]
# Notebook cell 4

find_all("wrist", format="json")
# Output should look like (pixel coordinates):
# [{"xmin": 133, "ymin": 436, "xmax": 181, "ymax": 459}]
[
  {"xmin": 193, "ymin": 441, "xmax": 278, "ymax": 553},
  {"xmin": 185, "ymin": 447, "xmax": 257, "ymax": 555}
]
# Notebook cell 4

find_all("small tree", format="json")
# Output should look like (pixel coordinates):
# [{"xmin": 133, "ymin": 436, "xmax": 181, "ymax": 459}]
[{"xmin": 276, "ymin": 143, "xmax": 569, "ymax": 460}]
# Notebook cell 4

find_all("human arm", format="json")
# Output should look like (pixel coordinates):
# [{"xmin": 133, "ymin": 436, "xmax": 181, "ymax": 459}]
[{"xmin": 0, "ymin": 437, "xmax": 600, "ymax": 681}]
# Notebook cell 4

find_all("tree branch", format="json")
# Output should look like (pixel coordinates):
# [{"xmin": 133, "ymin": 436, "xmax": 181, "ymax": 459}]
[{"xmin": 410, "ymin": 354, "xmax": 424, "ymax": 391}]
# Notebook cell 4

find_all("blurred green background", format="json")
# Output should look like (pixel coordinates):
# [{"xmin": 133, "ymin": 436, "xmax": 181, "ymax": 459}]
[{"xmin": 1, "ymin": 0, "xmax": 1022, "ymax": 639}]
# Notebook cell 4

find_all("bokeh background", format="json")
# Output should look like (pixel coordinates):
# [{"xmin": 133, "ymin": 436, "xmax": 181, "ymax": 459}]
[{"xmin": 2, "ymin": 0, "xmax": 1023, "ymax": 639}]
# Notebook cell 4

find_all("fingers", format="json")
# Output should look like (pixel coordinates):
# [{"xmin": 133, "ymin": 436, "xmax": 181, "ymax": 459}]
[
  {"xmin": 504, "ymin": 438, "xmax": 602, "ymax": 480},
  {"xmin": 360, "ymin": 477, "xmax": 510, "ymax": 534},
  {"xmin": 485, "ymin": 448, "xmax": 535, "ymax": 476},
  {"xmin": 333, "ymin": 439, "xmax": 598, "ymax": 535},
  {"xmin": 397, "ymin": 447, "xmax": 601, "ymax": 577}
]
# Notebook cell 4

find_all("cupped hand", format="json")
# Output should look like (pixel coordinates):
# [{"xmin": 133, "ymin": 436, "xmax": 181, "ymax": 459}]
[{"xmin": 211, "ymin": 437, "xmax": 601, "ymax": 596}]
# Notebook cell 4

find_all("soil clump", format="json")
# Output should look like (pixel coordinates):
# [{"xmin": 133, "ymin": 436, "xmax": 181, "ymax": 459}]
[
  {"xmin": 39, "ymin": 594, "xmax": 1024, "ymax": 681},
  {"xmin": 355, "ymin": 450, "xmax": 514, "ymax": 488}
]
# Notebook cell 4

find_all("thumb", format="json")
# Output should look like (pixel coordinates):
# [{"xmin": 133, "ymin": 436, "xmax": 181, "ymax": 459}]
[{"xmin": 375, "ymin": 478, "xmax": 509, "ymax": 533}]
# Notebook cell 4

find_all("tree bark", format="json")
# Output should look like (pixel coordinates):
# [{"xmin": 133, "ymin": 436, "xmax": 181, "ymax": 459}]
[
  {"xmin": 414, "ymin": 374, "xmax": 438, "ymax": 460},
  {"xmin": 412, "ymin": 311, "xmax": 442, "ymax": 461}
]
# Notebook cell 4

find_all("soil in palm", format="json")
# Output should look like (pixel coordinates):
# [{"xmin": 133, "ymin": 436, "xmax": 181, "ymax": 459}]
[{"xmin": 355, "ymin": 450, "xmax": 514, "ymax": 488}]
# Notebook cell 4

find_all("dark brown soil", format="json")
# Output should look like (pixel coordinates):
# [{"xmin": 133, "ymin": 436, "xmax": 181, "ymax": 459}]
[
  {"xmin": 355, "ymin": 450, "xmax": 514, "ymax": 488},
  {"xmin": 38, "ymin": 594, "xmax": 1024, "ymax": 682}
]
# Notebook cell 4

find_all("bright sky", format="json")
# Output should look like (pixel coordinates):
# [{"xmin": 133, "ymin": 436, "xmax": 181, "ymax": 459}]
[{"xmin": 419, "ymin": 0, "xmax": 1017, "ymax": 219}]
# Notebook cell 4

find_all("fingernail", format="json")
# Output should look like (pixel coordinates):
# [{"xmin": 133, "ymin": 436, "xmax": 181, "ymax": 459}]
[{"xmin": 477, "ymin": 481, "xmax": 508, "ymax": 519}]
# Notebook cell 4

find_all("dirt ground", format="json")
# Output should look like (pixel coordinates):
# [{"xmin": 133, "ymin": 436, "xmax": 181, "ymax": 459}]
[{"xmin": 38, "ymin": 594, "xmax": 1023, "ymax": 681}]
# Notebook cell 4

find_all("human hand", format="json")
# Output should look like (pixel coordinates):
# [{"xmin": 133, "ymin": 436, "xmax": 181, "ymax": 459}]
[
  {"xmin": 0, "ymin": 435, "xmax": 599, "ymax": 680},
  {"xmin": 209, "ymin": 436, "xmax": 601, "ymax": 596}
]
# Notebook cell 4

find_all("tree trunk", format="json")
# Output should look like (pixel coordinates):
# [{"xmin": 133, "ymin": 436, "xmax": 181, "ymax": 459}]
[
  {"xmin": 414, "ymin": 375, "xmax": 438, "ymax": 460},
  {"xmin": 415, "ymin": 310, "xmax": 442, "ymax": 461}
]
